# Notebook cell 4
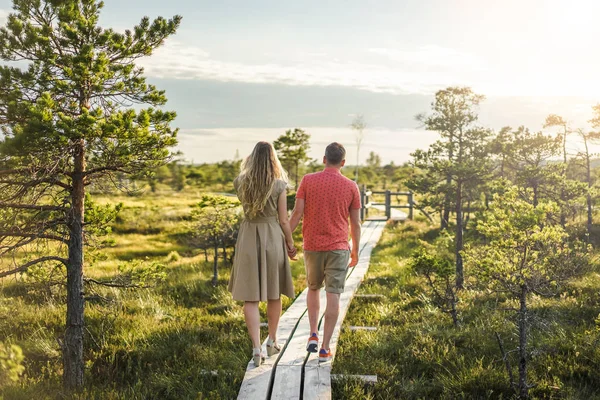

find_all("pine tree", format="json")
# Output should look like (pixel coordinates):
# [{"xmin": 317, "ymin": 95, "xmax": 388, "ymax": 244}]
[
  {"xmin": 273, "ymin": 128, "xmax": 310, "ymax": 189},
  {"xmin": 0, "ymin": 0, "xmax": 180, "ymax": 388}
]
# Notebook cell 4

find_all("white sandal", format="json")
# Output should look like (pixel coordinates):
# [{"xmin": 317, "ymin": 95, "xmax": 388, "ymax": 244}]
[
  {"xmin": 253, "ymin": 347, "xmax": 265, "ymax": 367},
  {"xmin": 266, "ymin": 338, "xmax": 281, "ymax": 357}
]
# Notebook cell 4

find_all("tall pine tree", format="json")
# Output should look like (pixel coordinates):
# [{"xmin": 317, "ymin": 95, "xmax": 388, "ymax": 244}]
[{"xmin": 0, "ymin": 0, "xmax": 180, "ymax": 388}]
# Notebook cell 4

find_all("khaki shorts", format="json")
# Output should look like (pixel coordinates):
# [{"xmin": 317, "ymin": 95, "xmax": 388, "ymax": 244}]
[{"xmin": 304, "ymin": 250, "xmax": 350, "ymax": 294}]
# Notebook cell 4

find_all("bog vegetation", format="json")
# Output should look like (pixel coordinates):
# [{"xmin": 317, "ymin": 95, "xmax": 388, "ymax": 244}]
[{"xmin": 0, "ymin": 1, "xmax": 599, "ymax": 400}]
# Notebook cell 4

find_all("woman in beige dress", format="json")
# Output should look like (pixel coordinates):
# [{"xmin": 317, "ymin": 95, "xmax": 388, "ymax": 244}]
[{"xmin": 228, "ymin": 141, "xmax": 297, "ymax": 366}]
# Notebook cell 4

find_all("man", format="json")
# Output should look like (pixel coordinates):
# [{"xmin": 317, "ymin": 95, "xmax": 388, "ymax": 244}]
[{"xmin": 290, "ymin": 142, "xmax": 361, "ymax": 362}]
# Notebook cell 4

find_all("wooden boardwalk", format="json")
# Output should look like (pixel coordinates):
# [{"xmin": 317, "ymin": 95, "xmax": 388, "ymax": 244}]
[{"xmin": 237, "ymin": 220, "xmax": 386, "ymax": 400}]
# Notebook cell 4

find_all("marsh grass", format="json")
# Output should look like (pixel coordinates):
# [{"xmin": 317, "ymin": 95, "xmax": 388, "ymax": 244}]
[
  {"xmin": 0, "ymin": 189, "xmax": 306, "ymax": 399},
  {"xmin": 333, "ymin": 221, "xmax": 600, "ymax": 399}
]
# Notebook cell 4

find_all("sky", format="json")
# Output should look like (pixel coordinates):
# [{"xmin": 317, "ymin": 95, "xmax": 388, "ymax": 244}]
[{"xmin": 0, "ymin": 0, "xmax": 599, "ymax": 164}]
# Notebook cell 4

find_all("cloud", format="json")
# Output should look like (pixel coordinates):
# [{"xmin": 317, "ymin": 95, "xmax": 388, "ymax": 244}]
[
  {"xmin": 139, "ymin": 42, "xmax": 477, "ymax": 96},
  {"xmin": 140, "ymin": 38, "xmax": 600, "ymax": 98},
  {"xmin": 368, "ymin": 46, "xmax": 485, "ymax": 70}
]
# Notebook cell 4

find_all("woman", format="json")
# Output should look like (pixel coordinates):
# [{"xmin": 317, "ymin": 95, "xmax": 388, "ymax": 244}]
[{"xmin": 228, "ymin": 141, "xmax": 297, "ymax": 367}]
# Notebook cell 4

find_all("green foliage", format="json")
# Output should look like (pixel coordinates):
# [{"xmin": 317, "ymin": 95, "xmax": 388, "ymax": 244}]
[
  {"xmin": 410, "ymin": 234, "xmax": 459, "ymax": 326},
  {"xmin": 0, "ymin": 343, "xmax": 25, "ymax": 385},
  {"xmin": 165, "ymin": 251, "xmax": 181, "ymax": 263},
  {"xmin": 0, "ymin": 0, "xmax": 181, "ymax": 387},
  {"xmin": 463, "ymin": 187, "xmax": 592, "ymax": 397},
  {"xmin": 188, "ymin": 195, "xmax": 241, "ymax": 285},
  {"xmin": 191, "ymin": 195, "xmax": 241, "ymax": 246},
  {"xmin": 409, "ymin": 86, "xmax": 492, "ymax": 288},
  {"xmin": 333, "ymin": 221, "xmax": 600, "ymax": 399},
  {"xmin": 464, "ymin": 188, "xmax": 591, "ymax": 295},
  {"xmin": 273, "ymin": 128, "xmax": 311, "ymax": 187},
  {"xmin": 85, "ymin": 194, "xmax": 122, "ymax": 238},
  {"xmin": 117, "ymin": 260, "xmax": 167, "ymax": 287}
]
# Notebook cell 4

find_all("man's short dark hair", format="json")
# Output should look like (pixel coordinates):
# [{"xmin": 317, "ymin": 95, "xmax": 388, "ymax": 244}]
[{"xmin": 325, "ymin": 142, "xmax": 346, "ymax": 165}]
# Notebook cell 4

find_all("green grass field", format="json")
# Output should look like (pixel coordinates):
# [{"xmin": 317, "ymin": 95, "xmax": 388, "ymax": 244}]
[
  {"xmin": 0, "ymin": 188, "xmax": 306, "ymax": 399},
  {"xmin": 332, "ymin": 221, "xmax": 600, "ymax": 400},
  {"xmin": 2, "ymin": 189, "xmax": 600, "ymax": 399}
]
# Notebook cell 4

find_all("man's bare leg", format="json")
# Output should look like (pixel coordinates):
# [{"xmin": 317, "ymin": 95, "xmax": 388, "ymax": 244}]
[
  {"xmin": 307, "ymin": 288, "xmax": 320, "ymax": 335},
  {"xmin": 322, "ymin": 292, "xmax": 340, "ymax": 350}
]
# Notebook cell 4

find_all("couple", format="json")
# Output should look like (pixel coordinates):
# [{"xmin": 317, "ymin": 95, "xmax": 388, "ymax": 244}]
[{"xmin": 228, "ymin": 141, "xmax": 362, "ymax": 367}]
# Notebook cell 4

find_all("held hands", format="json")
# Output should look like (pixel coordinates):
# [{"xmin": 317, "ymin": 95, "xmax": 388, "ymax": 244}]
[
  {"xmin": 348, "ymin": 249, "xmax": 359, "ymax": 268},
  {"xmin": 286, "ymin": 241, "xmax": 298, "ymax": 261}
]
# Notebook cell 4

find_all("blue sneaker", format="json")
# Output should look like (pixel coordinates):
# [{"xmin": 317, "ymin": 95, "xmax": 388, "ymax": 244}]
[
  {"xmin": 319, "ymin": 348, "xmax": 332, "ymax": 362},
  {"xmin": 306, "ymin": 332, "xmax": 319, "ymax": 353}
]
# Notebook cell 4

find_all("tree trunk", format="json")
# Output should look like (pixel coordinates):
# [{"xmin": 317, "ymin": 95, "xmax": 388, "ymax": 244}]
[
  {"xmin": 518, "ymin": 284, "xmax": 529, "ymax": 399},
  {"xmin": 442, "ymin": 193, "xmax": 451, "ymax": 230},
  {"xmin": 587, "ymin": 194, "xmax": 593, "ymax": 243},
  {"xmin": 204, "ymin": 248, "xmax": 208, "ymax": 262},
  {"xmin": 455, "ymin": 180, "xmax": 464, "ymax": 289},
  {"xmin": 442, "ymin": 136, "xmax": 454, "ymax": 231},
  {"xmin": 212, "ymin": 241, "xmax": 218, "ymax": 286},
  {"xmin": 64, "ymin": 139, "xmax": 86, "ymax": 389},
  {"xmin": 560, "ymin": 130, "xmax": 567, "ymax": 227},
  {"xmin": 355, "ymin": 146, "xmax": 360, "ymax": 183},
  {"xmin": 586, "ymin": 144, "xmax": 592, "ymax": 243},
  {"xmin": 222, "ymin": 240, "xmax": 227, "ymax": 263}
]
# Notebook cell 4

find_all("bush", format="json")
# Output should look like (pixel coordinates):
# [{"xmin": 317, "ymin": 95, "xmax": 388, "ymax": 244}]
[{"xmin": 0, "ymin": 343, "xmax": 25, "ymax": 385}]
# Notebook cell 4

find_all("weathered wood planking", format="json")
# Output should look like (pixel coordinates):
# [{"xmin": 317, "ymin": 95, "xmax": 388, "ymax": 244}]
[
  {"xmin": 271, "ymin": 221, "xmax": 378, "ymax": 400},
  {"xmin": 354, "ymin": 293, "xmax": 385, "ymax": 299},
  {"xmin": 330, "ymin": 374, "xmax": 378, "ymax": 384},
  {"xmin": 237, "ymin": 293, "xmax": 308, "ymax": 399},
  {"xmin": 303, "ymin": 221, "xmax": 385, "ymax": 400},
  {"xmin": 347, "ymin": 326, "xmax": 378, "ymax": 331},
  {"xmin": 237, "ymin": 220, "xmax": 383, "ymax": 400}
]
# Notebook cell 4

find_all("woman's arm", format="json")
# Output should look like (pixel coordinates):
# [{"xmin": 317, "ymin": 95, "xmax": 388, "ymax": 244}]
[{"xmin": 277, "ymin": 190, "xmax": 297, "ymax": 259}]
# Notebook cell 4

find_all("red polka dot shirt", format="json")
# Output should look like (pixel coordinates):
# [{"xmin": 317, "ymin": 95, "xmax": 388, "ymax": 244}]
[{"xmin": 296, "ymin": 167, "xmax": 361, "ymax": 251}]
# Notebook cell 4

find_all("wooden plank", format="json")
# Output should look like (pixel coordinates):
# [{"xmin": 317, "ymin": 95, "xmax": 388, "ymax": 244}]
[
  {"xmin": 303, "ymin": 221, "xmax": 385, "ymax": 400},
  {"xmin": 331, "ymin": 374, "xmax": 378, "ymax": 384},
  {"xmin": 270, "ymin": 365, "xmax": 303, "ymax": 399},
  {"xmin": 237, "ymin": 294, "xmax": 307, "ymax": 399},
  {"xmin": 347, "ymin": 326, "xmax": 378, "ymax": 332},
  {"xmin": 271, "ymin": 221, "xmax": 377, "ymax": 400},
  {"xmin": 302, "ymin": 361, "xmax": 332, "ymax": 400},
  {"xmin": 371, "ymin": 204, "xmax": 407, "ymax": 221},
  {"xmin": 354, "ymin": 294, "xmax": 384, "ymax": 299},
  {"xmin": 238, "ymin": 220, "xmax": 381, "ymax": 400}
]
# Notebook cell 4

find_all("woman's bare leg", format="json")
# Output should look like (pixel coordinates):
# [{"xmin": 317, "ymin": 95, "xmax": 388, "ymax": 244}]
[
  {"xmin": 267, "ymin": 298, "xmax": 282, "ymax": 342},
  {"xmin": 244, "ymin": 301, "xmax": 261, "ymax": 348}
]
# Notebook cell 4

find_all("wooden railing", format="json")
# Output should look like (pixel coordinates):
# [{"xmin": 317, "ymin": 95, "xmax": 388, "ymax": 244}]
[{"xmin": 360, "ymin": 187, "xmax": 413, "ymax": 221}]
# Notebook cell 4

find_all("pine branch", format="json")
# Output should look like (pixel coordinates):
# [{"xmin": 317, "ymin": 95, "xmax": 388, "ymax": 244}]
[
  {"xmin": 0, "ymin": 202, "xmax": 67, "ymax": 212},
  {"xmin": 0, "ymin": 231, "xmax": 67, "ymax": 244},
  {"xmin": 84, "ymin": 278, "xmax": 151, "ymax": 289},
  {"xmin": 0, "ymin": 256, "xmax": 68, "ymax": 278}
]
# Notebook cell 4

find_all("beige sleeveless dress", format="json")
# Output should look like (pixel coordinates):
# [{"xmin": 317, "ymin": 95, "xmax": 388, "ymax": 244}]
[{"xmin": 228, "ymin": 178, "xmax": 295, "ymax": 301}]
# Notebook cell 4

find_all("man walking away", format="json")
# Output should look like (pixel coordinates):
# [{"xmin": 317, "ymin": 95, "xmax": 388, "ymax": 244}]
[{"xmin": 290, "ymin": 142, "xmax": 361, "ymax": 362}]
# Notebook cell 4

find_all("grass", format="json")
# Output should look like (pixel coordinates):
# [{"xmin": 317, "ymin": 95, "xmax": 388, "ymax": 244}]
[
  {"xmin": 332, "ymin": 221, "xmax": 600, "ymax": 399},
  {"xmin": 0, "ymin": 188, "xmax": 307, "ymax": 400},
  {"xmin": 3, "ymin": 186, "xmax": 600, "ymax": 399}
]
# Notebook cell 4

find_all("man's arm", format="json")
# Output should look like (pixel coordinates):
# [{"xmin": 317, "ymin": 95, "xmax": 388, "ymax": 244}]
[
  {"xmin": 349, "ymin": 208, "xmax": 361, "ymax": 267},
  {"xmin": 289, "ymin": 198, "xmax": 305, "ymax": 232}
]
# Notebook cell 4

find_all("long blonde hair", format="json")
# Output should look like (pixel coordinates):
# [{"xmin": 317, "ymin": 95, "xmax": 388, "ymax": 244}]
[{"xmin": 237, "ymin": 141, "xmax": 289, "ymax": 218}]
